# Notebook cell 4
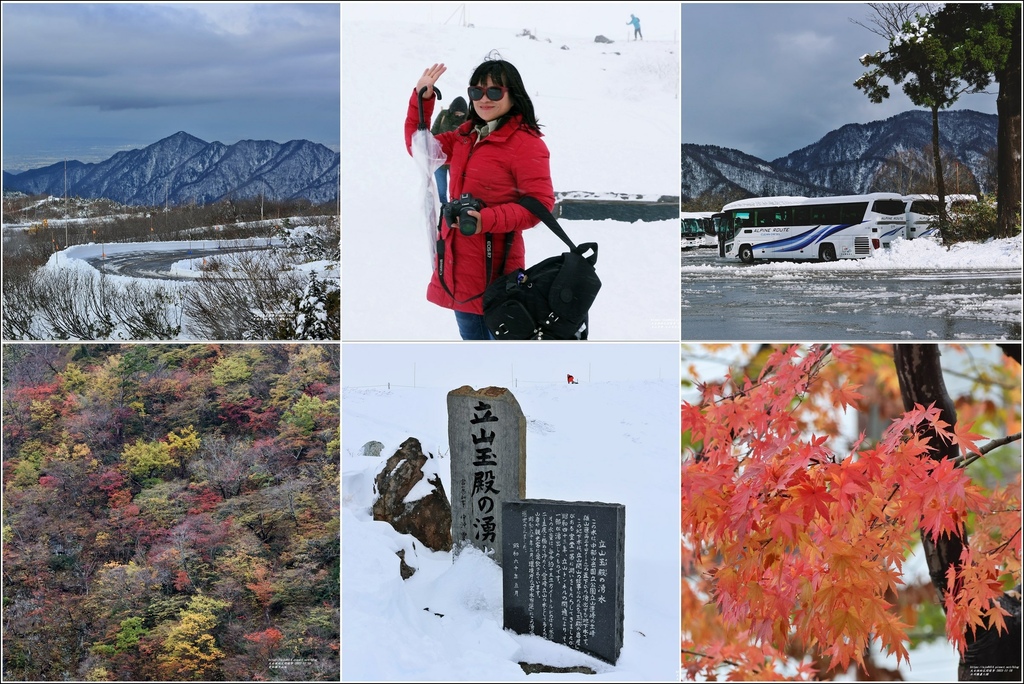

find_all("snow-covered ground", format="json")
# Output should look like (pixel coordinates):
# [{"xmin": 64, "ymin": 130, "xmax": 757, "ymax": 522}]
[
  {"xmin": 681, "ymin": 234, "xmax": 1023, "ymax": 274},
  {"xmin": 3, "ymin": 214, "xmax": 340, "ymax": 340},
  {"xmin": 342, "ymin": 343, "xmax": 681, "ymax": 681},
  {"xmin": 341, "ymin": 12, "xmax": 681, "ymax": 341}
]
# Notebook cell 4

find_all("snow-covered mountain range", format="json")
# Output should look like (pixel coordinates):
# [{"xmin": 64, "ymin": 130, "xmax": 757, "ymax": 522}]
[
  {"xmin": 683, "ymin": 109, "xmax": 998, "ymax": 203},
  {"xmin": 2, "ymin": 131, "xmax": 339, "ymax": 206}
]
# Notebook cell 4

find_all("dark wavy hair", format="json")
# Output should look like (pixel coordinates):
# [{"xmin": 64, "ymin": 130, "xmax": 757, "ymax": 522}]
[{"xmin": 465, "ymin": 59, "xmax": 541, "ymax": 132}]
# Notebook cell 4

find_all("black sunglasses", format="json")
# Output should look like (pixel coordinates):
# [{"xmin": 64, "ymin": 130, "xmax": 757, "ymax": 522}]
[{"xmin": 468, "ymin": 85, "xmax": 509, "ymax": 101}]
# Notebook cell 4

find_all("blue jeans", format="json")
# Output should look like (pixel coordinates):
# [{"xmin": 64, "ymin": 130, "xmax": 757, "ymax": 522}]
[
  {"xmin": 454, "ymin": 311, "xmax": 494, "ymax": 340},
  {"xmin": 434, "ymin": 167, "xmax": 449, "ymax": 205}
]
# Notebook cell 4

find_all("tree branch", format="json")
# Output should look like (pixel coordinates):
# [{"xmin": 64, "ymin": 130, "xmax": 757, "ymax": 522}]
[
  {"xmin": 681, "ymin": 648, "xmax": 740, "ymax": 668},
  {"xmin": 957, "ymin": 432, "xmax": 1023, "ymax": 469}
]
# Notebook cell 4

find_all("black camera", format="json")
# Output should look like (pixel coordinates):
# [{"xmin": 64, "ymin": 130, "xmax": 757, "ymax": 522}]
[{"xmin": 443, "ymin": 193, "xmax": 484, "ymax": 236}]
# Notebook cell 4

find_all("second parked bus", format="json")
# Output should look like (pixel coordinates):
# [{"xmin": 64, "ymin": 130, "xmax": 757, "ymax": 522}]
[{"xmin": 904, "ymin": 193, "xmax": 978, "ymax": 241}]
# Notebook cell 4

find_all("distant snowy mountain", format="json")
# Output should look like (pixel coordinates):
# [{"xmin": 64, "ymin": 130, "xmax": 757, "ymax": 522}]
[
  {"xmin": 2, "ymin": 132, "xmax": 339, "ymax": 206},
  {"xmin": 684, "ymin": 110, "xmax": 997, "ymax": 202},
  {"xmin": 681, "ymin": 144, "xmax": 832, "ymax": 203}
]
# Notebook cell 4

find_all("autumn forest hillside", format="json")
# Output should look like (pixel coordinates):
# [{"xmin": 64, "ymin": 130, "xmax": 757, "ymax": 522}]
[{"xmin": 2, "ymin": 344, "xmax": 340, "ymax": 681}]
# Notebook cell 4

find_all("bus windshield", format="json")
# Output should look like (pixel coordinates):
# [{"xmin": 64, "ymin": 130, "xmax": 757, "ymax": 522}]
[
  {"xmin": 872, "ymin": 199, "xmax": 908, "ymax": 216},
  {"xmin": 681, "ymin": 218, "xmax": 704, "ymax": 236},
  {"xmin": 909, "ymin": 200, "xmax": 942, "ymax": 215}
]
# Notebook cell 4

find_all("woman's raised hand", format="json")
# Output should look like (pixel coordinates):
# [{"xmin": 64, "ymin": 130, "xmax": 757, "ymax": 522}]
[{"xmin": 416, "ymin": 63, "xmax": 447, "ymax": 99}]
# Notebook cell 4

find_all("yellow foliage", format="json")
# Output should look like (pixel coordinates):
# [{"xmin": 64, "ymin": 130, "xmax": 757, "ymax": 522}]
[
  {"xmin": 85, "ymin": 666, "xmax": 112, "ymax": 681},
  {"xmin": 157, "ymin": 594, "xmax": 230, "ymax": 679},
  {"xmin": 52, "ymin": 442, "xmax": 92, "ymax": 462},
  {"xmin": 167, "ymin": 425, "xmax": 201, "ymax": 455},
  {"xmin": 121, "ymin": 439, "xmax": 175, "ymax": 478},
  {"xmin": 61, "ymin": 362, "xmax": 89, "ymax": 393},
  {"xmin": 129, "ymin": 400, "xmax": 147, "ymax": 417},
  {"xmin": 29, "ymin": 399, "xmax": 57, "ymax": 426}
]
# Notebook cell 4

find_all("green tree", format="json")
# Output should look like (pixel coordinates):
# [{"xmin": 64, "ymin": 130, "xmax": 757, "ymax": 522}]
[
  {"xmin": 931, "ymin": 3, "xmax": 1022, "ymax": 238},
  {"xmin": 113, "ymin": 616, "xmax": 149, "ymax": 652},
  {"xmin": 855, "ymin": 6, "xmax": 988, "ymax": 219}
]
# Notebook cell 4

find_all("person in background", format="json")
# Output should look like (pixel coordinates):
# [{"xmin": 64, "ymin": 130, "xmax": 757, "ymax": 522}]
[
  {"xmin": 627, "ymin": 14, "xmax": 642, "ymax": 40},
  {"xmin": 430, "ymin": 96, "xmax": 468, "ymax": 204}
]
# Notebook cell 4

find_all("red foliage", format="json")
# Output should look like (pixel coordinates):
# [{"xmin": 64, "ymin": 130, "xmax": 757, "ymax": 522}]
[
  {"xmin": 303, "ymin": 381, "xmax": 328, "ymax": 397},
  {"xmin": 243, "ymin": 627, "xmax": 283, "ymax": 660},
  {"xmin": 217, "ymin": 397, "xmax": 280, "ymax": 434},
  {"xmin": 244, "ymin": 627, "xmax": 283, "ymax": 647},
  {"xmin": 173, "ymin": 570, "xmax": 192, "ymax": 591},
  {"xmin": 183, "ymin": 485, "xmax": 224, "ymax": 515},
  {"xmin": 681, "ymin": 344, "xmax": 1019, "ymax": 678},
  {"xmin": 9, "ymin": 380, "xmax": 64, "ymax": 404}
]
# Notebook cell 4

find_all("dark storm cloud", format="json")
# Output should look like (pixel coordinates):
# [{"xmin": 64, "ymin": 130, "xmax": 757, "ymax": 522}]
[
  {"xmin": 1, "ymin": 3, "xmax": 339, "ymax": 170},
  {"xmin": 681, "ymin": 3, "xmax": 997, "ymax": 162}
]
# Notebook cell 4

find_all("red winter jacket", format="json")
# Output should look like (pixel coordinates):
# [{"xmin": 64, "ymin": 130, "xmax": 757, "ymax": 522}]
[{"xmin": 405, "ymin": 89, "xmax": 555, "ymax": 314}]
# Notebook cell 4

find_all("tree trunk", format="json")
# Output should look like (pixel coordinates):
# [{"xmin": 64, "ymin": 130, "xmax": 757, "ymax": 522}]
[
  {"xmin": 930, "ymin": 107, "xmax": 948, "ymax": 220},
  {"xmin": 996, "ymin": 6, "xmax": 1021, "ymax": 238},
  {"xmin": 893, "ymin": 344, "xmax": 1022, "ymax": 681}
]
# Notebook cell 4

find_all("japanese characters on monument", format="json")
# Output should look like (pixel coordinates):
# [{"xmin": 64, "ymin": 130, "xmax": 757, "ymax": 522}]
[
  {"xmin": 447, "ymin": 386, "xmax": 526, "ymax": 566},
  {"xmin": 503, "ymin": 499, "xmax": 626, "ymax": 664}
]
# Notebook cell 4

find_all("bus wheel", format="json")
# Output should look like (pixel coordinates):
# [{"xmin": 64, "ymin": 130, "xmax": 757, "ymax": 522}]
[
  {"xmin": 739, "ymin": 245, "xmax": 755, "ymax": 264},
  {"xmin": 820, "ymin": 244, "xmax": 837, "ymax": 262}
]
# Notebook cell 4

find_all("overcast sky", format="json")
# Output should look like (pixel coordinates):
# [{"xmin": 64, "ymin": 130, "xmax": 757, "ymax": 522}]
[
  {"xmin": 1, "ymin": 3, "xmax": 340, "ymax": 172},
  {"xmin": 681, "ymin": 3, "xmax": 999, "ymax": 162}
]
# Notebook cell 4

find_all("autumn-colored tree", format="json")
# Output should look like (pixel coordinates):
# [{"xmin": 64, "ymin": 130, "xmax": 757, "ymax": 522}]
[
  {"xmin": 121, "ymin": 426, "xmax": 200, "ymax": 481},
  {"xmin": 2, "ymin": 344, "xmax": 339, "ymax": 681},
  {"xmin": 246, "ymin": 565, "xmax": 276, "ymax": 624},
  {"xmin": 681, "ymin": 344, "xmax": 1021, "ymax": 680},
  {"xmin": 156, "ymin": 594, "xmax": 230, "ymax": 680},
  {"xmin": 121, "ymin": 439, "xmax": 175, "ymax": 480},
  {"xmin": 243, "ymin": 626, "xmax": 284, "ymax": 662},
  {"xmin": 279, "ymin": 394, "xmax": 339, "ymax": 460}
]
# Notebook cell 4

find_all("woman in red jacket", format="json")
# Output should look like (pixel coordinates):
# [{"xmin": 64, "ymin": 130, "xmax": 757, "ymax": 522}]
[{"xmin": 405, "ymin": 59, "xmax": 555, "ymax": 340}]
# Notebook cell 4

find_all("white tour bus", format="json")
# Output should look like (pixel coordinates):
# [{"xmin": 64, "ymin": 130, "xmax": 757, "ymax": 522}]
[
  {"xmin": 904, "ymin": 193, "xmax": 978, "ymax": 241},
  {"xmin": 681, "ymin": 211, "xmax": 716, "ymax": 249},
  {"xmin": 717, "ymin": 194, "xmax": 900, "ymax": 263}
]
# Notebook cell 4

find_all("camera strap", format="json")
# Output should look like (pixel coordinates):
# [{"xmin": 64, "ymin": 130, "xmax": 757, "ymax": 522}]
[{"xmin": 436, "ymin": 222, "xmax": 514, "ymax": 305}]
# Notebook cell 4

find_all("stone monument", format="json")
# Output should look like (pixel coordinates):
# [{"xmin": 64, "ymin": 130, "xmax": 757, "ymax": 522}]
[
  {"xmin": 447, "ymin": 386, "xmax": 526, "ymax": 566},
  {"xmin": 502, "ymin": 499, "xmax": 625, "ymax": 664}
]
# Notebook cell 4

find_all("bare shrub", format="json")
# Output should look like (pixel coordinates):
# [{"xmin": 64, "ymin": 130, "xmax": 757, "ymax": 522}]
[
  {"xmin": 106, "ymin": 280, "xmax": 184, "ymax": 339},
  {"xmin": 182, "ymin": 249, "xmax": 305, "ymax": 340},
  {"xmin": 31, "ymin": 268, "xmax": 116, "ymax": 339},
  {"xmin": 1, "ymin": 263, "xmax": 39, "ymax": 339}
]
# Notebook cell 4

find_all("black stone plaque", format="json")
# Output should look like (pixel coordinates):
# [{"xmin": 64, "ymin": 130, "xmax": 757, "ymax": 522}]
[{"xmin": 502, "ymin": 499, "xmax": 625, "ymax": 664}]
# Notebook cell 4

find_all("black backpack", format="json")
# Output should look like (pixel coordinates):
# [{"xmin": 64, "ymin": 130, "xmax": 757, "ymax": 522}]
[{"xmin": 483, "ymin": 197, "xmax": 601, "ymax": 340}]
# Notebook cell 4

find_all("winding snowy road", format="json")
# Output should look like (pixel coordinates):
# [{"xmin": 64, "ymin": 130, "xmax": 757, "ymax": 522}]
[{"xmin": 83, "ymin": 244, "xmax": 274, "ymax": 280}]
